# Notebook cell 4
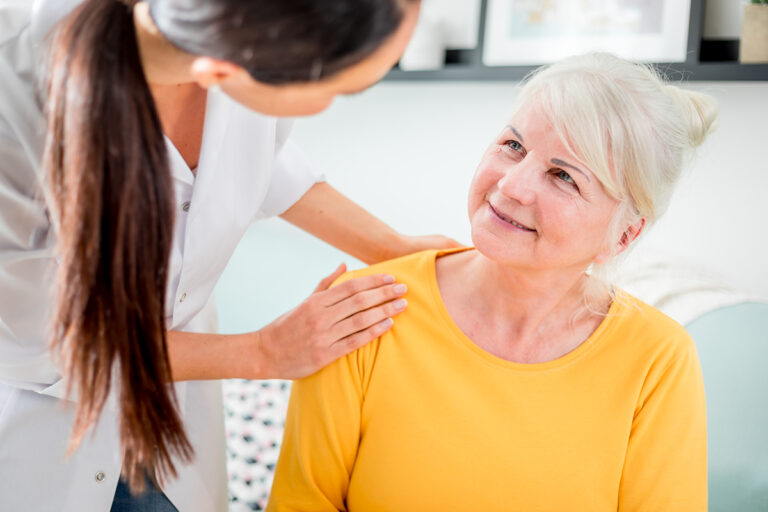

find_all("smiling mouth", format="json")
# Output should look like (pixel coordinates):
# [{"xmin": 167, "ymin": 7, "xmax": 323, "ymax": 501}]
[{"xmin": 489, "ymin": 203, "xmax": 536, "ymax": 232}]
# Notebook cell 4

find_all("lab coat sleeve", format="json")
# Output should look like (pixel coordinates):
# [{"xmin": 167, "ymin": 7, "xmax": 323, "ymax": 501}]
[
  {"xmin": 255, "ymin": 121, "xmax": 325, "ymax": 219},
  {"xmin": 0, "ymin": 11, "xmax": 78, "ymax": 401},
  {"xmin": 0, "ymin": 128, "xmax": 122, "ymax": 405},
  {"xmin": 0, "ymin": 126, "xmax": 67, "ymax": 398}
]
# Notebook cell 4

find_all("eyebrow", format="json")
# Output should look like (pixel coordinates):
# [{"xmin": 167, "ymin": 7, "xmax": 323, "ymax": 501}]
[
  {"xmin": 551, "ymin": 158, "xmax": 591, "ymax": 182},
  {"xmin": 506, "ymin": 125, "xmax": 591, "ymax": 183},
  {"xmin": 505, "ymin": 125, "xmax": 524, "ymax": 142}
]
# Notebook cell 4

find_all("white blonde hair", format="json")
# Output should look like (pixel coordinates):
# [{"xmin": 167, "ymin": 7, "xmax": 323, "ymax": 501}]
[{"xmin": 511, "ymin": 52, "xmax": 718, "ymax": 310}]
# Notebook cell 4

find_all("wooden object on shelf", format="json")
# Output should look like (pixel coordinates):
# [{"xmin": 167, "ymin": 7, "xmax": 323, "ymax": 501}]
[{"xmin": 740, "ymin": 4, "xmax": 768, "ymax": 64}]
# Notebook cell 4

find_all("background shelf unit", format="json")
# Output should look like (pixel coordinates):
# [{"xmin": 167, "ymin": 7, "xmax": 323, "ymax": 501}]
[{"xmin": 385, "ymin": 0, "xmax": 768, "ymax": 82}]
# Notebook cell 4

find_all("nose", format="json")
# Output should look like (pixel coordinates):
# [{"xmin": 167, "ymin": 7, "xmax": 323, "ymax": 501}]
[{"xmin": 497, "ymin": 155, "xmax": 542, "ymax": 206}]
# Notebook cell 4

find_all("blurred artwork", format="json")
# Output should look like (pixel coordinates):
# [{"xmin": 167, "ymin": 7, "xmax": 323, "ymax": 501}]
[
  {"xmin": 509, "ymin": 0, "xmax": 663, "ymax": 37},
  {"xmin": 484, "ymin": 0, "xmax": 691, "ymax": 66}
]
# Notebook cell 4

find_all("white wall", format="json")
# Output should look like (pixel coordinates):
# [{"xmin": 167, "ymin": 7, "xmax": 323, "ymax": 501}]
[
  {"xmin": 704, "ymin": 0, "xmax": 744, "ymax": 39},
  {"xmin": 215, "ymin": 80, "xmax": 768, "ymax": 334}
]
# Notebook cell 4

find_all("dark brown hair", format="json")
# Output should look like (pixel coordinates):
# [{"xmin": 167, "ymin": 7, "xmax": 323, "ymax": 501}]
[
  {"xmin": 44, "ymin": 0, "xmax": 189, "ymax": 491},
  {"xmin": 44, "ymin": 0, "xmax": 414, "ymax": 493}
]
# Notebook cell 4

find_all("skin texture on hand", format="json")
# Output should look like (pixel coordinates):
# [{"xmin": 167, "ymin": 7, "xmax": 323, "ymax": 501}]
[
  {"xmin": 167, "ymin": 264, "xmax": 408, "ymax": 381},
  {"xmin": 253, "ymin": 264, "xmax": 409, "ymax": 380}
]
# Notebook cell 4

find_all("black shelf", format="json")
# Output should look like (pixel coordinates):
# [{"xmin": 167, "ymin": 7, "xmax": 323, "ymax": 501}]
[
  {"xmin": 384, "ymin": 0, "xmax": 768, "ymax": 82},
  {"xmin": 385, "ymin": 61, "xmax": 768, "ymax": 82}
]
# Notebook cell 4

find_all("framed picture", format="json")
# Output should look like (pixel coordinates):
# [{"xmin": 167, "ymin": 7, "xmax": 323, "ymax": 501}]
[{"xmin": 483, "ymin": 0, "xmax": 693, "ymax": 67}]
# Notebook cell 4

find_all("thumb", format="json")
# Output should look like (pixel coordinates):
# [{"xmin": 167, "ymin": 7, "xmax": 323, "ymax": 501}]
[{"xmin": 313, "ymin": 263, "xmax": 347, "ymax": 293}]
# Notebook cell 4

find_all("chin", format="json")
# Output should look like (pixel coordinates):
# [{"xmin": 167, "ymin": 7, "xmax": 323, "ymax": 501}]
[
  {"xmin": 223, "ymin": 86, "xmax": 331, "ymax": 118},
  {"xmin": 469, "ymin": 224, "xmax": 524, "ymax": 266},
  {"xmin": 246, "ymin": 99, "xmax": 329, "ymax": 118}
]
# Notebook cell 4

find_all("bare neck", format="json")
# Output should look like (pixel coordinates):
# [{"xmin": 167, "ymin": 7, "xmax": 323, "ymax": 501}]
[
  {"xmin": 435, "ymin": 250, "xmax": 607, "ymax": 363},
  {"xmin": 133, "ymin": 2, "xmax": 206, "ymax": 170}
]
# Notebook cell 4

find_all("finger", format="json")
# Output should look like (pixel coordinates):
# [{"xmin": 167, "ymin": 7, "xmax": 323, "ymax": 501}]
[
  {"xmin": 313, "ymin": 263, "xmax": 347, "ymax": 293},
  {"xmin": 445, "ymin": 237, "xmax": 464, "ymax": 249},
  {"xmin": 428, "ymin": 235, "xmax": 463, "ymax": 249},
  {"xmin": 330, "ymin": 297, "xmax": 407, "ymax": 341},
  {"xmin": 329, "ymin": 317, "xmax": 395, "ymax": 359},
  {"xmin": 330, "ymin": 283, "xmax": 408, "ymax": 324},
  {"xmin": 318, "ymin": 273, "xmax": 396, "ymax": 306}
]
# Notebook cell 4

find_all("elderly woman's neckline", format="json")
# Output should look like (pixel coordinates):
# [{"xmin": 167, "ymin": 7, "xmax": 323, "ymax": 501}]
[{"xmin": 433, "ymin": 249, "xmax": 610, "ymax": 365}]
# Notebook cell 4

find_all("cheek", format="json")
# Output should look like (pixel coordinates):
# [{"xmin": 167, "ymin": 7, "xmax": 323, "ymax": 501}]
[
  {"xmin": 536, "ymin": 194, "xmax": 591, "ymax": 241},
  {"xmin": 293, "ymin": 96, "xmax": 333, "ymax": 116},
  {"xmin": 467, "ymin": 161, "xmax": 496, "ymax": 213},
  {"xmin": 223, "ymin": 82, "xmax": 332, "ymax": 117},
  {"xmin": 553, "ymin": 203, "xmax": 616, "ymax": 254},
  {"xmin": 470, "ymin": 152, "xmax": 501, "ymax": 192},
  {"xmin": 269, "ymin": 89, "xmax": 333, "ymax": 117}
]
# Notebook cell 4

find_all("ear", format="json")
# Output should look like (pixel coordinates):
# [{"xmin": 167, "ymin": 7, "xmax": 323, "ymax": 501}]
[
  {"xmin": 617, "ymin": 217, "xmax": 646, "ymax": 252},
  {"xmin": 593, "ymin": 217, "xmax": 646, "ymax": 264},
  {"xmin": 189, "ymin": 57, "xmax": 245, "ymax": 89}
]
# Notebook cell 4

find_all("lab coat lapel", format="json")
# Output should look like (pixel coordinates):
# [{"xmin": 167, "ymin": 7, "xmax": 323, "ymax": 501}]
[{"xmin": 172, "ymin": 88, "xmax": 275, "ymax": 328}]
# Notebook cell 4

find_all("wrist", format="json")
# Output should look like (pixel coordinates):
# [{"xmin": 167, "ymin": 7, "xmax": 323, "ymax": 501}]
[
  {"xmin": 377, "ymin": 230, "xmax": 411, "ymax": 263},
  {"xmin": 234, "ymin": 330, "xmax": 270, "ymax": 380}
]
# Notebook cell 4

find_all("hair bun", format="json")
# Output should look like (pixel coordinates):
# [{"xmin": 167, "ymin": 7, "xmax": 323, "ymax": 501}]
[{"xmin": 664, "ymin": 85, "xmax": 719, "ymax": 147}]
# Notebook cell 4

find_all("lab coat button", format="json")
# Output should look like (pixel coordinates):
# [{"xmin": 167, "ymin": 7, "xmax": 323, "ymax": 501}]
[
  {"xmin": 95, "ymin": 471, "xmax": 106, "ymax": 482},
  {"xmin": 179, "ymin": 292, "xmax": 187, "ymax": 303},
  {"xmin": 182, "ymin": 201, "xmax": 191, "ymax": 212}
]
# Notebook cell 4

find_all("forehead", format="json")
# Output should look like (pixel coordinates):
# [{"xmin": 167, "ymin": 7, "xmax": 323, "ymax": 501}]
[{"xmin": 506, "ymin": 101, "xmax": 577, "ymax": 156}]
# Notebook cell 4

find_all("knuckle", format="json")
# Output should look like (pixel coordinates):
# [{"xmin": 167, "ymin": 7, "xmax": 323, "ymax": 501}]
[
  {"xmin": 342, "ymin": 279, "xmax": 362, "ymax": 295},
  {"xmin": 384, "ymin": 303, "xmax": 398, "ymax": 316},
  {"xmin": 351, "ymin": 293, "xmax": 368, "ymax": 310},
  {"xmin": 343, "ymin": 334, "xmax": 365, "ymax": 352},
  {"xmin": 384, "ymin": 284, "xmax": 399, "ymax": 298},
  {"xmin": 345, "ymin": 315, "xmax": 364, "ymax": 332}
]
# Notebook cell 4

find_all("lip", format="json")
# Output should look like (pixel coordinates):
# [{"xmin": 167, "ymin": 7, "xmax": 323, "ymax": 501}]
[{"xmin": 488, "ymin": 202, "xmax": 536, "ymax": 232}]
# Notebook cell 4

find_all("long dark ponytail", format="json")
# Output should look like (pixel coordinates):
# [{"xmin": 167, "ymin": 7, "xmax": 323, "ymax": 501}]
[{"xmin": 44, "ymin": 0, "xmax": 190, "ymax": 490}]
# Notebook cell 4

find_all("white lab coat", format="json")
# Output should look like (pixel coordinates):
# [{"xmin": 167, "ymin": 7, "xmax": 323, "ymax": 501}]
[{"xmin": 0, "ymin": 1, "xmax": 324, "ymax": 510}]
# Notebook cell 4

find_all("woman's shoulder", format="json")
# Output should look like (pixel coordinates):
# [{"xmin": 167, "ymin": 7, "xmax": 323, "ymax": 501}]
[
  {"xmin": 334, "ymin": 249, "xmax": 443, "ymax": 288},
  {"xmin": 608, "ymin": 289, "xmax": 697, "ymax": 361}
]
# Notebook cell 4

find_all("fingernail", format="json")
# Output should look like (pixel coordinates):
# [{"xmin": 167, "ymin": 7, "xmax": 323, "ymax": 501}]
[
  {"xmin": 394, "ymin": 299, "xmax": 407, "ymax": 310},
  {"xmin": 383, "ymin": 274, "xmax": 395, "ymax": 283},
  {"xmin": 379, "ymin": 318, "xmax": 394, "ymax": 328},
  {"xmin": 393, "ymin": 284, "xmax": 408, "ymax": 294}
]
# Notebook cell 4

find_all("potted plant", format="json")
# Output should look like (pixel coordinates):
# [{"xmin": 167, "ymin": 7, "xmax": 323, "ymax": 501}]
[{"xmin": 740, "ymin": 0, "xmax": 768, "ymax": 63}]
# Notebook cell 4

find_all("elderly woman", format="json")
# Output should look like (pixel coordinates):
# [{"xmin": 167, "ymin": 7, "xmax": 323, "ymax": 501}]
[{"xmin": 267, "ymin": 53, "xmax": 717, "ymax": 511}]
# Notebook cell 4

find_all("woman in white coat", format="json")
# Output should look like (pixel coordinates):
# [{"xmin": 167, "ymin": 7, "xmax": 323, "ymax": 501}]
[{"xmin": 0, "ymin": 0, "xmax": 453, "ymax": 510}]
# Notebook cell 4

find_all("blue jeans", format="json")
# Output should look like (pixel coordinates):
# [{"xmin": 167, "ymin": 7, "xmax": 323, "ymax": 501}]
[{"xmin": 110, "ymin": 473, "xmax": 178, "ymax": 512}]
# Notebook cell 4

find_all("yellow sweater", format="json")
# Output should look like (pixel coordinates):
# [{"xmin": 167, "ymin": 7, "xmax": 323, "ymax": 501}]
[{"xmin": 268, "ymin": 249, "xmax": 707, "ymax": 511}]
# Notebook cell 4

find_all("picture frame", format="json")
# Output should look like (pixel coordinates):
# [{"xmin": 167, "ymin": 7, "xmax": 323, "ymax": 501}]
[{"xmin": 482, "ymin": 0, "xmax": 694, "ymax": 67}]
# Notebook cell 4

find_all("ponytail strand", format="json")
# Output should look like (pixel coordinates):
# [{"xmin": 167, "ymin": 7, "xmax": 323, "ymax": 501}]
[{"xmin": 43, "ymin": 0, "xmax": 193, "ymax": 491}]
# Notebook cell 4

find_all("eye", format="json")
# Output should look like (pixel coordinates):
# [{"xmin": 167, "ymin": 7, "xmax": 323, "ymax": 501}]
[
  {"xmin": 554, "ymin": 169, "xmax": 575, "ymax": 185},
  {"xmin": 505, "ymin": 140, "xmax": 524, "ymax": 153}
]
